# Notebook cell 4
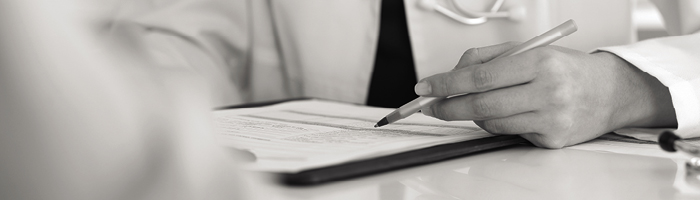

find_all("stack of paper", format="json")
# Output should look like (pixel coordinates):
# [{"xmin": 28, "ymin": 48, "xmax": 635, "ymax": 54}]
[{"xmin": 214, "ymin": 99, "xmax": 493, "ymax": 173}]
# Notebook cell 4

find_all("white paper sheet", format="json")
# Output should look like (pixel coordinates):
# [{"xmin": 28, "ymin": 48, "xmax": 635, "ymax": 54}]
[{"xmin": 214, "ymin": 99, "xmax": 493, "ymax": 173}]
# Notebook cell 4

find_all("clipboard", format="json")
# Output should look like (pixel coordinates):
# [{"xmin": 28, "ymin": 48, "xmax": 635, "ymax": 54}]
[{"xmin": 218, "ymin": 98, "xmax": 529, "ymax": 185}]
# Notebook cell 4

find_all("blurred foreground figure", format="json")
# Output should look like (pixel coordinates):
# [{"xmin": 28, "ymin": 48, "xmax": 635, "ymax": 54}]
[{"xmin": 0, "ymin": 0, "xmax": 246, "ymax": 199}]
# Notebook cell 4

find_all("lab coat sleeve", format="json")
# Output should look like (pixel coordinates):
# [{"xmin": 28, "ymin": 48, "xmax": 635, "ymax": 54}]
[
  {"xmin": 594, "ymin": 0, "xmax": 700, "ymax": 141},
  {"xmin": 119, "ymin": 0, "xmax": 251, "ymax": 107},
  {"xmin": 597, "ymin": 33, "xmax": 700, "ymax": 140}
]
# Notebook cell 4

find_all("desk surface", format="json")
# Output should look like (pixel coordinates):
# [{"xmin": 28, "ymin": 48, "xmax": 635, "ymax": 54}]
[{"xmin": 241, "ymin": 144, "xmax": 700, "ymax": 200}]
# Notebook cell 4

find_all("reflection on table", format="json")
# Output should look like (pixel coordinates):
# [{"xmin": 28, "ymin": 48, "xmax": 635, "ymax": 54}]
[{"xmin": 243, "ymin": 145, "xmax": 692, "ymax": 200}]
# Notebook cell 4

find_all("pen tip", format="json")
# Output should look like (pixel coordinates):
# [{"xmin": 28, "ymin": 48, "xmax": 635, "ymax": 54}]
[{"xmin": 374, "ymin": 118, "xmax": 388, "ymax": 128}]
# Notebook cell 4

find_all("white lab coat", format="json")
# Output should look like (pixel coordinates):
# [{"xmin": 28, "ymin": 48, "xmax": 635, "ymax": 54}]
[{"xmin": 127, "ymin": 0, "xmax": 700, "ymax": 138}]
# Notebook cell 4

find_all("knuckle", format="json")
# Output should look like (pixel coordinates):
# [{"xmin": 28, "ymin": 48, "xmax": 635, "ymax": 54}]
[
  {"xmin": 457, "ymin": 48, "xmax": 482, "ymax": 69},
  {"xmin": 536, "ymin": 46, "xmax": 559, "ymax": 55},
  {"xmin": 547, "ymin": 84, "xmax": 573, "ymax": 106},
  {"xmin": 540, "ymin": 56, "xmax": 561, "ymax": 70},
  {"xmin": 471, "ymin": 67, "xmax": 494, "ymax": 91},
  {"xmin": 535, "ymin": 48, "xmax": 564, "ymax": 68},
  {"xmin": 463, "ymin": 48, "xmax": 480, "ymax": 60}
]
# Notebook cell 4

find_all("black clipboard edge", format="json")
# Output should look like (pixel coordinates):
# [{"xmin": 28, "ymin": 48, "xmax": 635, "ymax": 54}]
[{"xmin": 279, "ymin": 135, "xmax": 528, "ymax": 185}]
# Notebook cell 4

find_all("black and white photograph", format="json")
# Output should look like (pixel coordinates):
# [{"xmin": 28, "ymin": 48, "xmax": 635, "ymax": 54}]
[{"xmin": 1, "ymin": 0, "xmax": 698, "ymax": 199}]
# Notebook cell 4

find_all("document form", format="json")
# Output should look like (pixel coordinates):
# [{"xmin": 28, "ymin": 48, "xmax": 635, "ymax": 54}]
[{"xmin": 214, "ymin": 99, "xmax": 493, "ymax": 173}]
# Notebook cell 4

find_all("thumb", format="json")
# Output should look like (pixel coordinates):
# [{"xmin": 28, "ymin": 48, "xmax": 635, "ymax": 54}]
[{"xmin": 454, "ymin": 41, "xmax": 520, "ymax": 70}]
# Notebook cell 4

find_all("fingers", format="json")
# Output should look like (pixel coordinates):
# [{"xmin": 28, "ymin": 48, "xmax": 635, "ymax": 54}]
[
  {"xmin": 415, "ymin": 52, "xmax": 538, "ymax": 97},
  {"xmin": 473, "ymin": 113, "xmax": 574, "ymax": 149},
  {"xmin": 422, "ymin": 94, "xmax": 559, "ymax": 146},
  {"xmin": 471, "ymin": 112, "xmax": 543, "ymax": 135},
  {"xmin": 422, "ymin": 84, "xmax": 543, "ymax": 121},
  {"xmin": 519, "ymin": 133, "xmax": 569, "ymax": 149},
  {"xmin": 454, "ymin": 42, "xmax": 521, "ymax": 70}
]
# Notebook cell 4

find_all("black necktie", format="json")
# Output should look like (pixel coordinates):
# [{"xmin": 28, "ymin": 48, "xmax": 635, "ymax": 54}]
[{"xmin": 366, "ymin": 0, "xmax": 418, "ymax": 108}]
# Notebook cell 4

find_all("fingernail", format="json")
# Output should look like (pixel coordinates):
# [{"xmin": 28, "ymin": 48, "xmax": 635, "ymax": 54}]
[{"xmin": 415, "ymin": 82, "xmax": 431, "ymax": 95}]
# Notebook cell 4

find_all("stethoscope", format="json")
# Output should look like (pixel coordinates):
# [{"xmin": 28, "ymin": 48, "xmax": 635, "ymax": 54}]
[
  {"xmin": 659, "ymin": 131, "xmax": 700, "ymax": 188},
  {"xmin": 419, "ymin": 0, "xmax": 526, "ymax": 25}
]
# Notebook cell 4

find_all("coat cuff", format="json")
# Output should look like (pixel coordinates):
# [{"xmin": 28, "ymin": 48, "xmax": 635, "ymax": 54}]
[{"xmin": 597, "ymin": 34, "xmax": 700, "ymax": 139}]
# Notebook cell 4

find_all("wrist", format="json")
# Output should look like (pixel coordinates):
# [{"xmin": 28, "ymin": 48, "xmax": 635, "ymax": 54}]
[{"xmin": 597, "ymin": 52, "xmax": 677, "ymax": 131}]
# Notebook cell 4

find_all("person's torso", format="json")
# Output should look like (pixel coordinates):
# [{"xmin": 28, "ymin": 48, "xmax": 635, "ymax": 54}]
[{"xmin": 252, "ymin": 0, "xmax": 634, "ymax": 104}]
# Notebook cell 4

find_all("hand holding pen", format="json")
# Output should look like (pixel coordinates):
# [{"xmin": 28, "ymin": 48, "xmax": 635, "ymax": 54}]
[
  {"xmin": 375, "ymin": 19, "xmax": 677, "ymax": 148},
  {"xmin": 375, "ymin": 19, "xmax": 578, "ymax": 128}
]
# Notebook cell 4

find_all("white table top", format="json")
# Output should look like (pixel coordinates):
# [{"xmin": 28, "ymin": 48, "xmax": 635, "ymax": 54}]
[{"xmin": 240, "ymin": 141, "xmax": 700, "ymax": 200}]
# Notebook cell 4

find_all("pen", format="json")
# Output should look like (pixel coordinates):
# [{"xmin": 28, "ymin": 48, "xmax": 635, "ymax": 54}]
[{"xmin": 374, "ymin": 19, "xmax": 578, "ymax": 128}]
